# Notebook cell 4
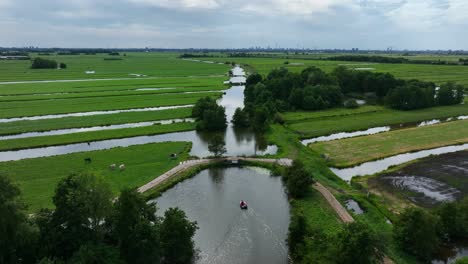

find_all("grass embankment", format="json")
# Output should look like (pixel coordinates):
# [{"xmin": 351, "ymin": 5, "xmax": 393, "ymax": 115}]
[
  {"xmin": 0, "ymin": 122, "xmax": 196, "ymax": 151},
  {"xmin": 313, "ymin": 119, "xmax": 468, "ymax": 167},
  {"xmin": 0, "ymin": 92, "xmax": 221, "ymax": 118},
  {"xmin": 0, "ymin": 141, "xmax": 191, "ymax": 212},
  {"xmin": 266, "ymin": 124, "xmax": 422, "ymax": 263},
  {"xmin": 285, "ymin": 101, "xmax": 468, "ymax": 138},
  {"xmin": 0, "ymin": 52, "xmax": 229, "ymax": 81}
]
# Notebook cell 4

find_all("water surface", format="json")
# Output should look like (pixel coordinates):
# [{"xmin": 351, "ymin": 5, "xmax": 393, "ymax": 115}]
[{"xmin": 152, "ymin": 166, "xmax": 290, "ymax": 264}]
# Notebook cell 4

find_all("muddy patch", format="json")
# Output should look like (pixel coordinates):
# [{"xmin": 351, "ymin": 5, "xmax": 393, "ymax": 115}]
[{"xmin": 370, "ymin": 150, "xmax": 468, "ymax": 207}]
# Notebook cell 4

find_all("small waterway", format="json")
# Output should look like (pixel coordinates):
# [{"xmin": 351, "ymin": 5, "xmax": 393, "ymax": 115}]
[
  {"xmin": 331, "ymin": 143, "xmax": 468, "ymax": 181},
  {"xmin": 433, "ymin": 240, "xmax": 468, "ymax": 264},
  {"xmin": 151, "ymin": 166, "xmax": 290, "ymax": 264},
  {"xmin": 0, "ymin": 119, "xmax": 195, "ymax": 140},
  {"xmin": 301, "ymin": 115, "xmax": 468, "ymax": 145},
  {"xmin": 0, "ymin": 105, "xmax": 193, "ymax": 123},
  {"xmin": 0, "ymin": 66, "xmax": 277, "ymax": 161}
]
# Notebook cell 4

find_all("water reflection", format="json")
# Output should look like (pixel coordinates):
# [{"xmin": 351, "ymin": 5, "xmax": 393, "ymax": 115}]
[
  {"xmin": 151, "ymin": 167, "xmax": 289, "ymax": 264},
  {"xmin": 331, "ymin": 143, "xmax": 468, "ymax": 181}
]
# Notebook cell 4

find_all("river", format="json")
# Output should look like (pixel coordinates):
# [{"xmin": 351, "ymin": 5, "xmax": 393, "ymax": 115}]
[{"xmin": 151, "ymin": 166, "xmax": 290, "ymax": 264}]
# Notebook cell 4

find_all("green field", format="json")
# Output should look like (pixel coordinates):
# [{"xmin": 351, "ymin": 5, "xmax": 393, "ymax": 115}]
[
  {"xmin": 313, "ymin": 119, "xmax": 468, "ymax": 167},
  {"xmin": 0, "ymin": 107, "xmax": 192, "ymax": 135},
  {"xmin": 284, "ymin": 98, "xmax": 468, "ymax": 138},
  {"xmin": 0, "ymin": 52, "xmax": 229, "ymax": 81},
  {"xmin": 0, "ymin": 141, "xmax": 191, "ymax": 212},
  {"xmin": 0, "ymin": 122, "xmax": 195, "ymax": 151}
]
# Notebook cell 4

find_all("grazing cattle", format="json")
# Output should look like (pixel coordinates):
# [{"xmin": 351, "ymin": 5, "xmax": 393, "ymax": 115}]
[
  {"xmin": 109, "ymin": 164, "xmax": 116, "ymax": 170},
  {"xmin": 119, "ymin": 164, "xmax": 125, "ymax": 171},
  {"xmin": 84, "ymin": 157, "xmax": 92, "ymax": 163}
]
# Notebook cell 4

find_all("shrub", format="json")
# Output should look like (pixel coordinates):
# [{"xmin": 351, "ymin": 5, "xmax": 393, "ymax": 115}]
[{"xmin": 31, "ymin": 58, "xmax": 58, "ymax": 69}]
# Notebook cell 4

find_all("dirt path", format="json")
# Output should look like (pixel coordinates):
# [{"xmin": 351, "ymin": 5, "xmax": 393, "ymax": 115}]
[
  {"xmin": 137, "ymin": 157, "xmax": 293, "ymax": 193},
  {"xmin": 313, "ymin": 182, "xmax": 354, "ymax": 223},
  {"xmin": 313, "ymin": 182, "xmax": 394, "ymax": 264}
]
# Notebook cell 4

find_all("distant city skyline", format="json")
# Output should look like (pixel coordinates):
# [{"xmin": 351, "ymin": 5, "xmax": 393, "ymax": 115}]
[{"xmin": 1, "ymin": 0, "xmax": 467, "ymax": 50}]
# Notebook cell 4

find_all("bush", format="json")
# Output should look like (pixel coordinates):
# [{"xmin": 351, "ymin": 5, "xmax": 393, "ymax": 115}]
[
  {"xmin": 31, "ymin": 57, "xmax": 58, "ymax": 69},
  {"xmin": 334, "ymin": 222, "xmax": 383, "ymax": 264},
  {"xmin": 285, "ymin": 160, "xmax": 314, "ymax": 198},
  {"xmin": 59, "ymin": 63, "xmax": 67, "ymax": 69}
]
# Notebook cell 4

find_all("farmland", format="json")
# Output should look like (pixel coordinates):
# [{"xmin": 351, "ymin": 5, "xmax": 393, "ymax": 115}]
[
  {"xmin": 0, "ymin": 52, "xmax": 229, "ymax": 81},
  {"xmin": 0, "ymin": 52, "xmax": 229, "ymax": 211},
  {"xmin": 2, "ymin": 51, "xmax": 468, "ymax": 264}
]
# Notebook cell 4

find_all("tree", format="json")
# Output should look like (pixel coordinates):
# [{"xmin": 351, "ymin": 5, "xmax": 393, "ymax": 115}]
[
  {"xmin": 112, "ymin": 189, "xmax": 161, "ymax": 264},
  {"xmin": 59, "ymin": 63, "xmax": 67, "ymax": 69},
  {"xmin": 37, "ymin": 174, "xmax": 113, "ymax": 260},
  {"xmin": 31, "ymin": 57, "xmax": 58, "ymax": 69},
  {"xmin": 285, "ymin": 160, "xmax": 314, "ymax": 198},
  {"xmin": 436, "ymin": 202, "xmax": 466, "ymax": 240},
  {"xmin": 438, "ymin": 82, "xmax": 465, "ymax": 105},
  {"xmin": 334, "ymin": 222, "xmax": 383, "ymax": 264},
  {"xmin": 192, "ymin": 97, "xmax": 227, "ymax": 131},
  {"xmin": 394, "ymin": 207, "xmax": 440, "ymax": 260},
  {"xmin": 69, "ymin": 242, "xmax": 123, "ymax": 264},
  {"xmin": 252, "ymin": 106, "xmax": 269, "ymax": 132},
  {"xmin": 208, "ymin": 135, "xmax": 226, "ymax": 157},
  {"xmin": 0, "ymin": 174, "xmax": 38, "ymax": 264},
  {"xmin": 160, "ymin": 208, "xmax": 198, "ymax": 264},
  {"xmin": 288, "ymin": 211, "xmax": 308, "ymax": 261},
  {"xmin": 232, "ymin": 107, "xmax": 249, "ymax": 127}
]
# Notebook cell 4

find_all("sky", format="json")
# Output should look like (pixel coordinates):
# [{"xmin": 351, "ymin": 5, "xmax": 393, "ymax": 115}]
[{"xmin": 0, "ymin": 0, "xmax": 467, "ymax": 50}]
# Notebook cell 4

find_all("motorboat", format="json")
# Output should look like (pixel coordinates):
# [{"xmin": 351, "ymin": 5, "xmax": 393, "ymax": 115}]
[{"xmin": 240, "ymin": 200, "xmax": 248, "ymax": 210}]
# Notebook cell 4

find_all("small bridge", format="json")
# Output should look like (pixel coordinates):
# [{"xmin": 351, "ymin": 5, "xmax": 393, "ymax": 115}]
[{"xmin": 138, "ymin": 157, "xmax": 292, "ymax": 193}]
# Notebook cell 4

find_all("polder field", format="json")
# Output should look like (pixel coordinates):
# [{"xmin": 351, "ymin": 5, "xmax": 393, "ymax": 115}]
[
  {"xmin": 0, "ymin": 52, "xmax": 228, "ymax": 81},
  {"xmin": 2, "ymin": 51, "xmax": 468, "ymax": 263},
  {"xmin": 0, "ymin": 52, "xmax": 229, "ymax": 210}
]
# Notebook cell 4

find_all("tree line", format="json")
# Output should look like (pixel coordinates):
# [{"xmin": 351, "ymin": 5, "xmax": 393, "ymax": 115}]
[
  {"xmin": 326, "ymin": 55, "xmax": 468, "ymax": 66},
  {"xmin": 0, "ymin": 174, "xmax": 197, "ymax": 264},
  {"xmin": 231, "ymin": 66, "xmax": 464, "ymax": 131},
  {"xmin": 31, "ymin": 58, "xmax": 66, "ymax": 69}
]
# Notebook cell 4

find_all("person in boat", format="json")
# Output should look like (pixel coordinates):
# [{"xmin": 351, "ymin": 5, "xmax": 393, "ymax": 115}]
[{"xmin": 240, "ymin": 200, "xmax": 247, "ymax": 208}]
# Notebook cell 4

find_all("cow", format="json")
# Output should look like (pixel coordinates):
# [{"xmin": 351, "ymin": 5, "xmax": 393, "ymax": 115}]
[
  {"xmin": 109, "ymin": 164, "xmax": 116, "ymax": 170},
  {"xmin": 84, "ymin": 157, "xmax": 92, "ymax": 163},
  {"xmin": 119, "ymin": 164, "xmax": 125, "ymax": 171}
]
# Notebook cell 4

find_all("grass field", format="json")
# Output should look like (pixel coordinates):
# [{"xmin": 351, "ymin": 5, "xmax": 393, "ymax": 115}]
[
  {"xmin": 0, "ymin": 141, "xmax": 191, "ymax": 212},
  {"xmin": 285, "ymin": 99, "xmax": 468, "ymax": 138},
  {"xmin": 312, "ymin": 119, "xmax": 468, "ymax": 167},
  {"xmin": 0, "ymin": 122, "xmax": 195, "ymax": 151},
  {"xmin": 0, "ymin": 107, "xmax": 192, "ymax": 135},
  {"xmin": 0, "ymin": 52, "xmax": 229, "ymax": 81}
]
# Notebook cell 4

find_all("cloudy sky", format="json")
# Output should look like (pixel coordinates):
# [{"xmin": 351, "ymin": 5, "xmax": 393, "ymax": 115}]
[{"xmin": 0, "ymin": 0, "xmax": 467, "ymax": 50}]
